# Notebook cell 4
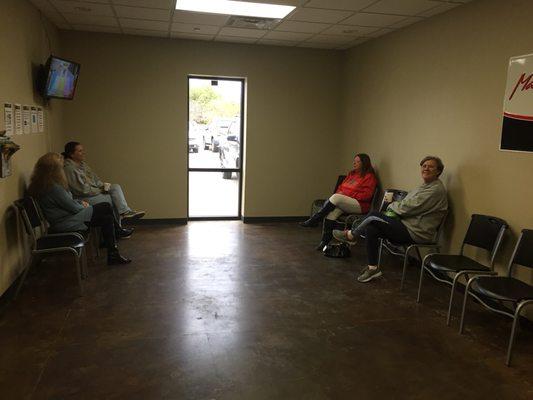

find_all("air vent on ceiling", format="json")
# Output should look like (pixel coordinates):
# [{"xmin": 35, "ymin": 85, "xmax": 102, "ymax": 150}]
[{"xmin": 225, "ymin": 15, "xmax": 280, "ymax": 30}]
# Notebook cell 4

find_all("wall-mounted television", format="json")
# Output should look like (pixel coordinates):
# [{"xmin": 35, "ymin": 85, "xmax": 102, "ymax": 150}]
[{"xmin": 42, "ymin": 55, "xmax": 81, "ymax": 100}]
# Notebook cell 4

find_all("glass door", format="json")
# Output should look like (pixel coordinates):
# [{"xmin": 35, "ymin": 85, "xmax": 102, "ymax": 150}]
[{"xmin": 187, "ymin": 76, "xmax": 244, "ymax": 219}]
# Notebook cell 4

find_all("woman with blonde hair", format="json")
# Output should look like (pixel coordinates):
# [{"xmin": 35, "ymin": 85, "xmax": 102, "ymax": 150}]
[{"xmin": 28, "ymin": 153, "xmax": 131, "ymax": 265}]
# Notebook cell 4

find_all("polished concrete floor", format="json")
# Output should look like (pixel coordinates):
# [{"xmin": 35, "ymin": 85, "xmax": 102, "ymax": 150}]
[{"xmin": 1, "ymin": 222, "xmax": 532, "ymax": 399}]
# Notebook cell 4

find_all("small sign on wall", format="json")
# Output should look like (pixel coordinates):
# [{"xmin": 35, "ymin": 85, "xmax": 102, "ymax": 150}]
[{"xmin": 501, "ymin": 53, "xmax": 533, "ymax": 152}]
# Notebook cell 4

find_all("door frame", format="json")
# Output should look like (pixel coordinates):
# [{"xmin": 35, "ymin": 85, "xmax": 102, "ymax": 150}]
[{"xmin": 187, "ymin": 75, "xmax": 245, "ymax": 220}]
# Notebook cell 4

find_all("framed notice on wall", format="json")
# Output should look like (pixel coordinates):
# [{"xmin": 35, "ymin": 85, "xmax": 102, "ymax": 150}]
[{"xmin": 501, "ymin": 53, "xmax": 533, "ymax": 152}]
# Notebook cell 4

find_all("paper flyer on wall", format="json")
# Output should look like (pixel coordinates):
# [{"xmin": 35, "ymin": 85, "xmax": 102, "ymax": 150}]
[
  {"xmin": 30, "ymin": 106, "xmax": 38, "ymax": 133},
  {"xmin": 22, "ymin": 105, "xmax": 31, "ymax": 134},
  {"xmin": 4, "ymin": 103, "xmax": 13, "ymax": 136},
  {"xmin": 37, "ymin": 107, "xmax": 44, "ymax": 132},
  {"xmin": 14, "ymin": 104, "xmax": 22, "ymax": 134}
]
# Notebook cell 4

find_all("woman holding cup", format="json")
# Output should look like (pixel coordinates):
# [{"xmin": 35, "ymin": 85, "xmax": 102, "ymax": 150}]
[{"xmin": 333, "ymin": 156, "xmax": 448, "ymax": 283}]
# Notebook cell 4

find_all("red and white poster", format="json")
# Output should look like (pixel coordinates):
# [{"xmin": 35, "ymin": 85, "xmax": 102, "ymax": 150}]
[{"xmin": 501, "ymin": 53, "xmax": 533, "ymax": 152}]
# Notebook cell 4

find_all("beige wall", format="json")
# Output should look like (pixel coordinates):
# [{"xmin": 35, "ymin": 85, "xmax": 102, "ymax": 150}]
[
  {"xmin": 340, "ymin": 0, "xmax": 533, "ymax": 283},
  {"xmin": 0, "ymin": 0, "xmax": 63, "ymax": 295},
  {"xmin": 60, "ymin": 33, "xmax": 343, "ymax": 219}
]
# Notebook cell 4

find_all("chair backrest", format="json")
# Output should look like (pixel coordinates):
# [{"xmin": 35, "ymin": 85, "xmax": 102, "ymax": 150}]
[
  {"xmin": 379, "ymin": 189, "xmax": 408, "ymax": 212},
  {"xmin": 333, "ymin": 175, "xmax": 347, "ymax": 193},
  {"xmin": 462, "ymin": 214, "xmax": 508, "ymax": 266},
  {"xmin": 14, "ymin": 197, "xmax": 42, "ymax": 245},
  {"xmin": 508, "ymin": 229, "xmax": 533, "ymax": 275}
]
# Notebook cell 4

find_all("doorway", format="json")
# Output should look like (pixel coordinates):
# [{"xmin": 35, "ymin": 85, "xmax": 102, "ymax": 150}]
[{"xmin": 187, "ymin": 76, "xmax": 244, "ymax": 219}]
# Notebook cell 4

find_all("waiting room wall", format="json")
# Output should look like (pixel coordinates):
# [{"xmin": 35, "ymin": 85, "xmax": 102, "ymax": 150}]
[
  {"xmin": 0, "ymin": 0, "xmax": 63, "ymax": 296},
  {"xmin": 59, "ymin": 32, "xmax": 343, "ymax": 220},
  {"xmin": 340, "ymin": 0, "xmax": 533, "ymax": 285}
]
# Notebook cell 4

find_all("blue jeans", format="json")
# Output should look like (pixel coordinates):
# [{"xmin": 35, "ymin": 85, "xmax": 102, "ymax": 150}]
[{"xmin": 79, "ymin": 184, "xmax": 131, "ymax": 225}]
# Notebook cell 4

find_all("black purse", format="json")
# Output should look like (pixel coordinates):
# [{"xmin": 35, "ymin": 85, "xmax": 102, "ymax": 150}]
[{"xmin": 323, "ymin": 243, "xmax": 351, "ymax": 258}]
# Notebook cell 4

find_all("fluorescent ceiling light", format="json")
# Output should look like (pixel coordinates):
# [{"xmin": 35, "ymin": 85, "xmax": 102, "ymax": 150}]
[{"xmin": 175, "ymin": 0, "xmax": 295, "ymax": 19}]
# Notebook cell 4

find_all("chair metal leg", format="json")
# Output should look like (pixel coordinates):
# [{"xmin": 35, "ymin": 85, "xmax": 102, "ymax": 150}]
[
  {"xmin": 417, "ymin": 253, "xmax": 432, "ymax": 303},
  {"xmin": 506, "ymin": 300, "xmax": 533, "ymax": 367},
  {"xmin": 71, "ymin": 250, "xmax": 83, "ymax": 296},
  {"xmin": 400, "ymin": 246, "xmax": 412, "ymax": 290},
  {"xmin": 459, "ymin": 276, "xmax": 478, "ymax": 334},
  {"xmin": 447, "ymin": 272, "xmax": 464, "ymax": 326},
  {"xmin": 377, "ymin": 239, "xmax": 383, "ymax": 268},
  {"xmin": 81, "ymin": 247, "xmax": 89, "ymax": 279}
]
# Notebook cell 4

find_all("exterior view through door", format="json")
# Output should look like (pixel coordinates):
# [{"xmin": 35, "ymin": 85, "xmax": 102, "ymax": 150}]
[{"xmin": 188, "ymin": 76, "xmax": 244, "ymax": 219}]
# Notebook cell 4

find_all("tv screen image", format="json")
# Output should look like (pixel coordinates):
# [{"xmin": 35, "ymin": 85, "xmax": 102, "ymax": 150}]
[{"xmin": 44, "ymin": 56, "xmax": 80, "ymax": 99}]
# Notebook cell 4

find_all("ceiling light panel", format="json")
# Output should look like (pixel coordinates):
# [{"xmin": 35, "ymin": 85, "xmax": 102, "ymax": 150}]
[{"xmin": 175, "ymin": 0, "xmax": 295, "ymax": 19}]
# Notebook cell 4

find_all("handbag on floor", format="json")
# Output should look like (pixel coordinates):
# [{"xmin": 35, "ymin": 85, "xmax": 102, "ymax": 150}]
[{"xmin": 322, "ymin": 243, "xmax": 351, "ymax": 258}]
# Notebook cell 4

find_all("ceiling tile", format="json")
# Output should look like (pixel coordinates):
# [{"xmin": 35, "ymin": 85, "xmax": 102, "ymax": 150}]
[
  {"xmin": 305, "ymin": 0, "xmax": 376, "ymax": 12},
  {"xmin": 321, "ymin": 24, "xmax": 376, "ymax": 36},
  {"xmin": 418, "ymin": 2, "xmax": 459, "ymax": 17},
  {"xmin": 298, "ymin": 42, "xmax": 337, "ymax": 49},
  {"xmin": 257, "ymin": 39, "xmax": 298, "ymax": 46},
  {"xmin": 170, "ymin": 32, "xmax": 213, "ymax": 40},
  {"xmin": 173, "ymin": 11, "xmax": 230, "ymax": 25},
  {"xmin": 218, "ymin": 27, "xmax": 266, "ymax": 38},
  {"xmin": 364, "ymin": 0, "xmax": 439, "ymax": 16},
  {"xmin": 262, "ymin": 30, "xmax": 312, "ymax": 41},
  {"xmin": 275, "ymin": 20, "xmax": 329, "ymax": 33},
  {"xmin": 71, "ymin": 24, "xmax": 121, "ymax": 33},
  {"xmin": 62, "ymin": 14, "xmax": 119, "ymax": 26},
  {"xmin": 366, "ymin": 27, "xmax": 395, "ymax": 37},
  {"xmin": 389, "ymin": 16, "xmax": 425, "ymax": 29},
  {"xmin": 215, "ymin": 36, "xmax": 259, "ymax": 44},
  {"xmin": 123, "ymin": 29, "xmax": 169, "ymax": 37},
  {"xmin": 114, "ymin": 6, "xmax": 171, "ymax": 21},
  {"xmin": 342, "ymin": 12, "xmax": 405, "ymax": 27},
  {"xmin": 288, "ymin": 8, "xmax": 353, "ymax": 24},
  {"xmin": 51, "ymin": 0, "xmax": 114, "ymax": 16},
  {"xmin": 111, "ymin": 0, "xmax": 173, "ymax": 9},
  {"xmin": 171, "ymin": 22, "xmax": 220, "ymax": 35},
  {"xmin": 307, "ymin": 34, "xmax": 352, "ymax": 44},
  {"xmin": 120, "ymin": 18, "xmax": 169, "ymax": 30}
]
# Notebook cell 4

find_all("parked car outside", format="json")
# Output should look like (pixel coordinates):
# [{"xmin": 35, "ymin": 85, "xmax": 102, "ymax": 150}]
[
  {"xmin": 188, "ymin": 121, "xmax": 201, "ymax": 153},
  {"xmin": 203, "ymin": 117, "xmax": 235, "ymax": 152},
  {"xmin": 219, "ymin": 119, "xmax": 240, "ymax": 179}
]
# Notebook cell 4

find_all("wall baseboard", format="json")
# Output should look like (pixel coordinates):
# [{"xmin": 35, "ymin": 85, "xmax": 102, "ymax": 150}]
[
  {"xmin": 125, "ymin": 218, "xmax": 187, "ymax": 226},
  {"xmin": 242, "ymin": 216, "xmax": 306, "ymax": 223}
]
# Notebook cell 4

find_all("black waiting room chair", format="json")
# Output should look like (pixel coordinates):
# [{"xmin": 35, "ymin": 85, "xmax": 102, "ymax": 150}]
[
  {"xmin": 14, "ymin": 197, "xmax": 87, "ymax": 297},
  {"xmin": 459, "ymin": 229, "xmax": 533, "ymax": 366},
  {"xmin": 417, "ymin": 214, "xmax": 508, "ymax": 326}
]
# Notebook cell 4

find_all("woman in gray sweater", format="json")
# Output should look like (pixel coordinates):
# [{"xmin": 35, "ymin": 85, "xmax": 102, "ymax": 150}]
[
  {"xmin": 333, "ymin": 156, "xmax": 448, "ymax": 283},
  {"xmin": 28, "ymin": 153, "xmax": 131, "ymax": 265}
]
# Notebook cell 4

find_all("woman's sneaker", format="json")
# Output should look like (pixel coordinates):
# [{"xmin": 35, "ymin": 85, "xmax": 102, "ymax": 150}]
[
  {"xmin": 121, "ymin": 210, "xmax": 145, "ymax": 221},
  {"xmin": 357, "ymin": 267, "xmax": 382, "ymax": 283},
  {"xmin": 332, "ymin": 229, "xmax": 357, "ymax": 245}
]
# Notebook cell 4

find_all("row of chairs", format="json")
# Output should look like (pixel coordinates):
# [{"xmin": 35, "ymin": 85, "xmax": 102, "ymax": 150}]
[
  {"xmin": 14, "ymin": 197, "xmax": 98, "ymax": 297},
  {"xmin": 373, "ymin": 189, "xmax": 533, "ymax": 366}
]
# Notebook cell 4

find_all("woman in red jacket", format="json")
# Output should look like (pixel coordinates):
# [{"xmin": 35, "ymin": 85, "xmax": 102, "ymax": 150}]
[{"xmin": 300, "ymin": 153, "xmax": 378, "ymax": 250}]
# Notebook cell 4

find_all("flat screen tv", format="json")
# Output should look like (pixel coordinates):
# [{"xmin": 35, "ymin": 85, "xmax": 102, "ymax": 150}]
[{"xmin": 43, "ymin": 55, "xmax": 80, "ymax": 100}]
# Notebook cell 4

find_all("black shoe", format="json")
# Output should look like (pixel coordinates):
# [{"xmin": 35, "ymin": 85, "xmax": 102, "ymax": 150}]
[
  {"xmin": 316, "ymin": 240, "xmax": 328, "ymax": 251},
  {"xmin": 315, "ymin": 219, "xmax": 335, "ymax": 250},
  {"xmin": 116, "ymin": 227, "xmax": 134, "ymax": 239},
  {"xmin": 107, "ymin": 251, "xmax": 132, "ymax": 265},
  {"xmin": 299, "ymin": 218, "xmax": 319, "ymax": 228}
]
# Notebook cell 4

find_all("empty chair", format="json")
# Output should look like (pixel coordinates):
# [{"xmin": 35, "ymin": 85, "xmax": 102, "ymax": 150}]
[
  {"xmin": 459, "ymin": 229, "xmax": 533, "ymax": 366},
  {"xmin": 14, "ymin": 197, "xmax": 86, "ymax": 297},
  {"xmin": 417, "ymin": 214, "xmax": 507, "ymax": 326}
]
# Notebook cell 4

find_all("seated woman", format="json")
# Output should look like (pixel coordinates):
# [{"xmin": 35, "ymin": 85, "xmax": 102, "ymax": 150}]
[
  {"xmin": 62, "ymin": 141, "xmax": 145, "ymax": 227},
  {"xmin": 28, "ymin": 153, "xmax": 132, "ymax": 265},
  {"xmin": 300, "ymin": 153, "xmax": 378, "ymax": 250},
  {"xmin": 333, "ymin": 156, "xmax": 448, "ymax": 283}
]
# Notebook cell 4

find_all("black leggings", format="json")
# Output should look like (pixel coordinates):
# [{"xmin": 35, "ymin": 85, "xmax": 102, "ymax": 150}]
[
  {"xmin": 351, "ymin": 211, "xmax": 414, "ymax": 266},
  {"xmin": 90, "ymin": 202, "xmax": 118, "ymax": 250}
]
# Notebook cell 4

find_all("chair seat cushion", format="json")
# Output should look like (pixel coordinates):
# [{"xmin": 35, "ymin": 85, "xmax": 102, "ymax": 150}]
[
  {"xmin": 427, "ymin": 254, "xmax": 490, "ymax": 273},
  {"xmin": 36, "ymin": 235, "xmax": 85, "ymax": 251},
  {"xmin": 473, "ymin": 277, "xmax": 533, "ymax": 302}
]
